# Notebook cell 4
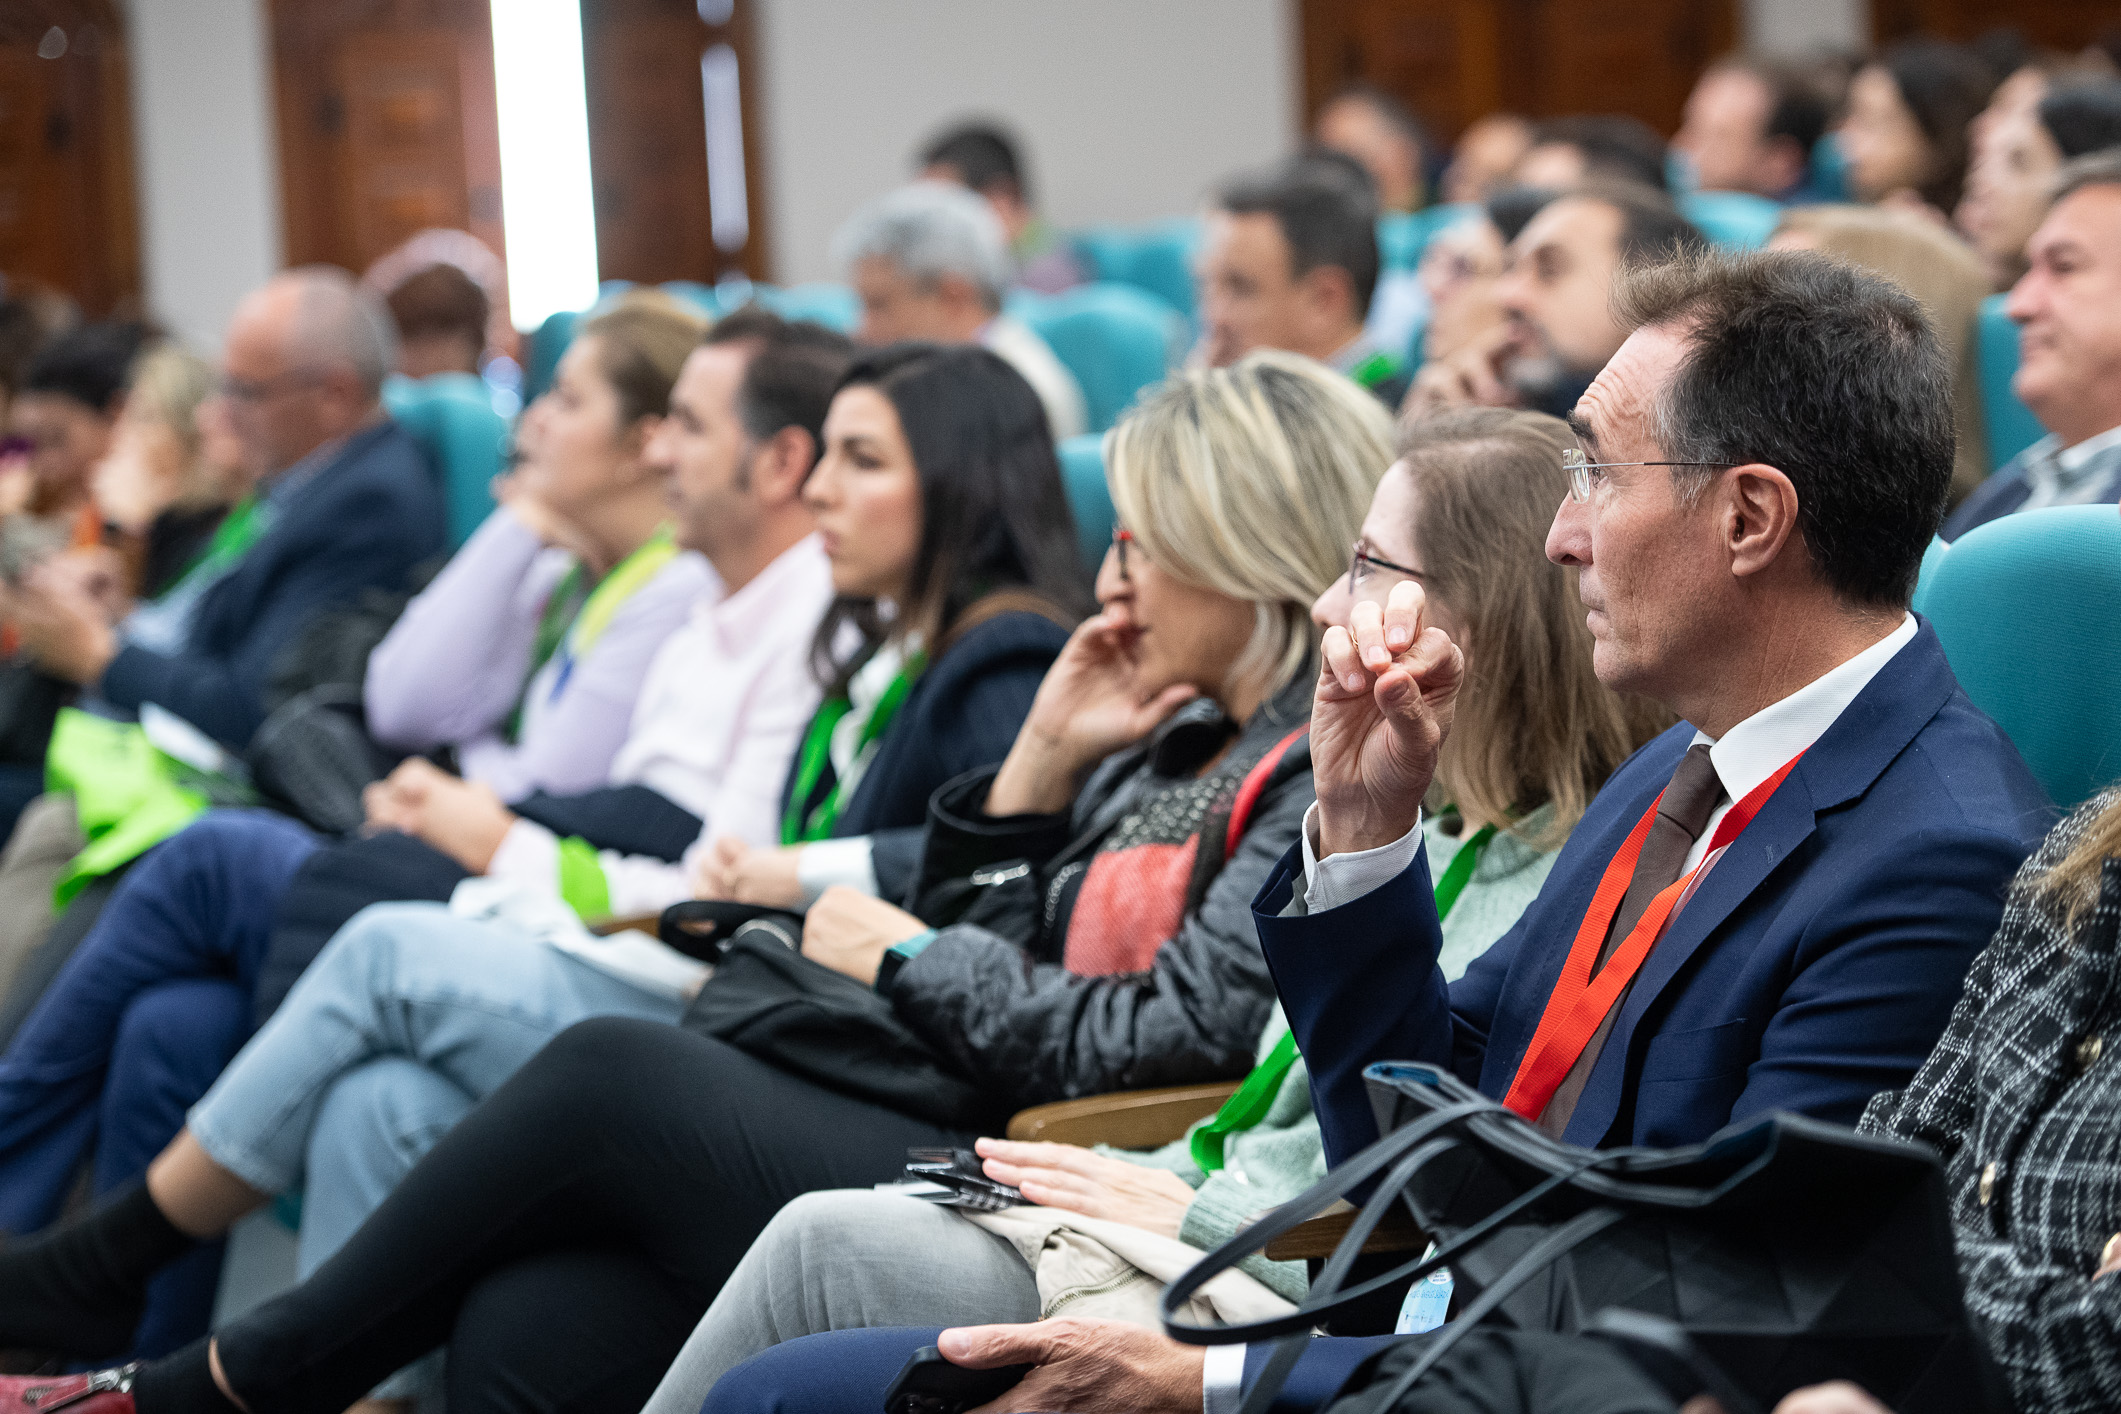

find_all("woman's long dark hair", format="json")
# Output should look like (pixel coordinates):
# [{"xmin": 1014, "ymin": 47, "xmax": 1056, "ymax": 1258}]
[{"xmin": 809, "ymin": 343, "xmax": 1090, "ymax": 692}]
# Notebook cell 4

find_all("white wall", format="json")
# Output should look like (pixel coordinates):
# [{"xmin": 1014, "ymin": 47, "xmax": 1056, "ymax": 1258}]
[
  {"xmin": 753, "ymin": 0, "xmax": 1299, "ymax": 284},
  {"xmin": 1742, "ymin": 0, "xmax": 1869, "ymax": 58},
  {"xmin": 120, "ymin": 0, "xmax": 281, "ymax": 354}
]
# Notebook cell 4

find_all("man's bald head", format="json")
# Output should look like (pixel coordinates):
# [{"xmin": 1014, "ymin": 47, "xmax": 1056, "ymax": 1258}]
[{"xmin": 220, "ymin": 266, "xmax": 396, "ymax": 478}]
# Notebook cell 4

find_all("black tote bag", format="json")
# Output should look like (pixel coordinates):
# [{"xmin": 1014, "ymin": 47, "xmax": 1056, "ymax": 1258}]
[
  {"xmin": 1161, "ymin": 1062, "xmax": 2007, "ymax": 1414},
  {"xmin": 667, "ymin": 900, "xmax": 1010, "ymax": 1133}
]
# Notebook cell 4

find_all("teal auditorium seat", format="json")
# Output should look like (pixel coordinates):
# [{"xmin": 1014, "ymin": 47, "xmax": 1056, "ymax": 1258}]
[
  {"xmin": 1976, "ymin": 293, "xmax": 2046, "ymax": 473},
  {"xmin": 1376, "ymin": 204, "xmax": 1473, "ymax": 271},
  {"xmin": 382, "ymin": 373, "xmax": 509, "ymax": 548},
  {"xmin": 1056, "ymin": 433, "xmax": 1115, "ymax": 574},
  {"xmin": 520, "ymin": 310, "xmax": 579, "ymax": 406},
  {"xmin": 1808, "ymin": 134, "xmax": 1850, "ymax": 203},
  {"xmin": 1677, "ymin": 191, "xmax": 1781, "ymax": 250},
  {"xmin": 747, "ymin": 282, "xmax": 862, "ymax": 334},
  {"xmin": 1921, "ymin": 504, "xmax": 2121, "ymax": 809},
  {"xmin": 1073, "ymin": 220, "xmax": 1201, "ymax": 321},
  {"xmin": 1910, "ymin": 534, "xmax": 1949, "ymax": 616},
  {"xmin": 1010, "ymin": 283, "xmax": 1182, "ymax": 434}
]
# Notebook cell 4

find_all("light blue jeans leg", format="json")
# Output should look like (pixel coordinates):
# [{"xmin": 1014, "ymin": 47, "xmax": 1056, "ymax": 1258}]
[{"xmin": 184, "ymin": 900, "xmax": 683, "ymax": 1197}]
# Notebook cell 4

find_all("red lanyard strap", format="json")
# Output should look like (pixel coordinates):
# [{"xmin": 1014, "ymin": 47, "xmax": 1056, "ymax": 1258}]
[{"xmin": 1500, "ymin": 750, "xmax": 1804, "ymax": 1123}]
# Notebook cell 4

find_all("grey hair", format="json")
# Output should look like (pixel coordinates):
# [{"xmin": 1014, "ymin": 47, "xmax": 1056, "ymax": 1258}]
[
  {"xmin": 279, "ymin": 264, "xmax": 396, "ymax": 400},
  {"xmin": 830, "ymin": 181, "xmax": 1012, "ymax": 310},
  {"xmin": 2051, "ymin": 148, "xmax": 2121, "ymax": 208}
]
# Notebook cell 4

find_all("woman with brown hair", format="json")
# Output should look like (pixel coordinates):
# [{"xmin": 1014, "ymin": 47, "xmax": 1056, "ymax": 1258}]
[{"xmin": 1768, "ymin": 205, "xmax": 1991, "ymax": 504}]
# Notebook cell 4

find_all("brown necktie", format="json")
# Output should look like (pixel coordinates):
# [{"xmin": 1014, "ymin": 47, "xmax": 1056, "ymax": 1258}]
[{"xmin": 1537, "ymin": 742, "xmax": 1726, "ymax": 1138}]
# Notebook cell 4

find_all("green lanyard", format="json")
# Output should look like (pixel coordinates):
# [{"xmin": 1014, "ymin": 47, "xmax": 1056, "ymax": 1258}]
[
  {"xmin": 503, "ymin": 527, "xmax": 677, "ymax": 744},
  {"xmin": 1190, "ymin": 821, "xmax": 1499, "ymax": 1173},
  {"xmin": 780, "ymin": 649, "xmax": 926, "ymax": 845},
  {"xmin": 160, "ymin": 494, "xmax": 270, "ymax": 601}
]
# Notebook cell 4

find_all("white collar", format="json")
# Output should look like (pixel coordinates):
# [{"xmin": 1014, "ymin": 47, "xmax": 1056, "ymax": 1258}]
[
  {"xmin": 2056, "ymin": 422, "xmax": 2121, "ymax": 473},
  {"xmin": 1688, "ymin": 614, "xmax": 1918, "ymax": 803}
]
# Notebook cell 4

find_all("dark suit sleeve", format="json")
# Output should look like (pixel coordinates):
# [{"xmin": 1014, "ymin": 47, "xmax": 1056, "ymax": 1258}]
[
  {"xmin": 1728, "ymin": 821, "xmax": 2038, "ymax": 1131},
  {"xmin": 98, "ymin": 478, "xmax": 432, "ymax": 747},
  {"xmin": 1240, "ymin": 1335, "xmax": 1400, "ymax": 1413},
  {"xmin": 1252, "ymin": 845, "xmax": 1462, "ymax": 1170}
]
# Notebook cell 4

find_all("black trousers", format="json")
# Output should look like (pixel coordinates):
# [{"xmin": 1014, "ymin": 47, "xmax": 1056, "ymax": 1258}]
[{"xmin": 211, "ymin": 1018, "xmax": 971, "ymax": 1414}]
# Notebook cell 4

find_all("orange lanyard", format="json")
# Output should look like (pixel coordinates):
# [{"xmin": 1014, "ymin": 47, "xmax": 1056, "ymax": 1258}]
[{"xmin": 1500, "ymin": 750, "xmax": 1805, "ymax": 1123}]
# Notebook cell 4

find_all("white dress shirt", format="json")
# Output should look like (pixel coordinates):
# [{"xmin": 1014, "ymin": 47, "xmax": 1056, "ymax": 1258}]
[
  {"xmin": 1202, "ymin": 616, "xmax": 1923, "ymax": 1409},
  {"xmin": 485, "ymin": 535, "xmax": 836, "ymax": 916}
]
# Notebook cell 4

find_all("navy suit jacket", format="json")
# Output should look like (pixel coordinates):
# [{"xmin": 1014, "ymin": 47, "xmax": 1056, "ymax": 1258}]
[
  {"xmin": 1254, "ymin": 622, "xmax": 2054, "ymax": 1170},
  {"xmin": 99, "ymin": 419, "xmax": 445, "ymax": 748},
  {"xmin": 1940, "ymin": 440, "xmax": 2121, "ymax": 541}
]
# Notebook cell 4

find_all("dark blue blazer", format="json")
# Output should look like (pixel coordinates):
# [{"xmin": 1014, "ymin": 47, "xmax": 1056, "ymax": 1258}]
[
  {"xmin": 99, "ymin": 419, "xmax": 446, "ymax": 748},
  {"xmin": 1254, "ymin": 622, "xmax": 2054, "ymax": 1170},
  {"xmin": 1940, "ymin": 448, "xmax": 2121, "ymax": 541}
]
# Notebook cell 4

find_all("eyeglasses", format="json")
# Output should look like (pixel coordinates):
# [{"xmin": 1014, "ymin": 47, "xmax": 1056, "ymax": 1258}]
[
  {"xmin": 1348, "ymin": 543, "xmax": 1424, "ymax": 592},
  {"xmin": 1562, "ymin": 447, "xmax": 1737, "ymax": 503},
  {"xmin": 1110, "ymin": 526, "xmax": 1136, "ymax": 580}
]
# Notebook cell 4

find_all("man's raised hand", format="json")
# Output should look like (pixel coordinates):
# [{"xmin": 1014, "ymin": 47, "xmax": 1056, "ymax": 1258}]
[{"xmin": 1311, "ymin": 578, "xmax": 1463, "ymax": 858}]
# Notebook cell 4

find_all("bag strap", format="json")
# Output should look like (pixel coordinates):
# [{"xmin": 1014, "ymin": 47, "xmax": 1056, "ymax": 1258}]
[{"xmin": 1223, "ymin": 726, "xmax": 1309, "ymax": 862}]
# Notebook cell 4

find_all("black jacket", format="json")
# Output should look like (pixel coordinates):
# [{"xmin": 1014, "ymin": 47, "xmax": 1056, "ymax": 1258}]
[
  {"xmin": 887, "ymin": 670, "xmax": 1315, "ymax": 1106},
  {"xmin": 99, "ymin": 420, "xmax": 446, "ymax": 747},
  {"xmin": 784, "ymin": 609, "xmax": 1070, "ymax": 902}
]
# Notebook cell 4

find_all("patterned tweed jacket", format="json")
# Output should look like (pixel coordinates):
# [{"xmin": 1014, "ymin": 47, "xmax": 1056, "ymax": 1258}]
[{"xmin": 1861, "ymin": 788, "xmax": 2121, "ymax": 1413}]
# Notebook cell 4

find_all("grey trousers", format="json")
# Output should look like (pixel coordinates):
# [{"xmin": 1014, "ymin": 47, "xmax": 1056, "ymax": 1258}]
[{"xmin": 639, "ymin": 1190, "xmax": 1040, "ymax": 1414}]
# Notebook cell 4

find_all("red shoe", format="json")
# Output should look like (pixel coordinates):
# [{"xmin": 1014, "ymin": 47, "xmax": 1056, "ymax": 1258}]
[{"xmin": 0, "ymin": 1365, "xmax": 136, "ymax": 1414}]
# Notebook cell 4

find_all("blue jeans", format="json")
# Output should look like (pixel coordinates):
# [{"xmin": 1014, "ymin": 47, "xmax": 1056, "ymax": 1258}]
[{"xmin": 0, "ymin": 809, "xmax": 318, "ymax": 1230}]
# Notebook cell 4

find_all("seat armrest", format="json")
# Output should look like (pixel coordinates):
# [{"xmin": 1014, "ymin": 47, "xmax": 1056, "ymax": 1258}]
[
  {"xmin": 589, "ymin": 912, "xmax": 663, "ymax": 937},
  {"xmin": 1006, "ymin": 1082, "xmax": 1240, "ymax": 1149},
  {"xmin": 1260, "ymin": 1204, "xmax": 1425, "ymax": 1261}
]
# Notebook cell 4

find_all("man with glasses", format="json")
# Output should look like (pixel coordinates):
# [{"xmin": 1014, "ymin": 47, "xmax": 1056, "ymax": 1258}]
[
  {"xmin": 0, "ymin": 266, "xmax": 444, "ymax": 749},
  {"xmin": 801, "ymin": 248, "xmax": 2054, "ymax": 1414}
]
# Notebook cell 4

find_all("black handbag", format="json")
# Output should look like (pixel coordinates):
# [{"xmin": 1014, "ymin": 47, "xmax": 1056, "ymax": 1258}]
[
  {"xmin": 668, "ymin": 900, "xmax": 1011, "ymax": 1133},
  {"xmin": 1162, "ymin": 1062, "xmax": 2007, "ymax": 1414}
]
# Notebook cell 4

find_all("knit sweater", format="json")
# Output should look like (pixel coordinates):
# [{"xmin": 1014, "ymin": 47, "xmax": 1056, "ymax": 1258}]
[{"xmin": 1111, "ymin": 806, "xmax": 1563, "ymax": 1299}]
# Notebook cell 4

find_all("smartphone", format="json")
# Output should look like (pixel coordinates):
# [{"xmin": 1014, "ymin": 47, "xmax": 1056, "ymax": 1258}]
[{"xmin": 881, "ymin": 1346, "xmax": 1034, "ymax": 1414}]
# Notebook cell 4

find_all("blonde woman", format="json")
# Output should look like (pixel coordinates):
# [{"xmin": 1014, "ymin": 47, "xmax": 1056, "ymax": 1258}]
[{"xmin": 1769, "ymin": 204, "xmax": 1991, "ymax": 503}]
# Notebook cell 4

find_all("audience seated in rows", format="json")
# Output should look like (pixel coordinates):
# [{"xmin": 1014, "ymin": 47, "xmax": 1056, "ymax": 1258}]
[
  {"xmin": 1405, "ymin": 182, "xmax": 1705, "ymax": 419},
  {"xmin": 832, "ymin": 181, "xmax": 1088, "ymax": 438},
  {"xmin": 1408, "ymin": 186, "xmax": 1551, "ymax": 369},
  {"xmin": 0, "ymin": 293, "xmax": 719, "ymax": 1354},
  {"xmin": 3, "ymin": 323, "xmax": 146, "ymax": 564},
  {"xmin": 1674, "ymin": 56, "xmax": 1832, "ymax": 202},
  {"xmin": 1440, "ymin": 114, "xmax": 1534, "ymax": 205},
  {"xmin": 1958, "ymin": 76, "xmax": 2121, "ymax": 289},
  {"xmin": 0, "ymin": 351, "xmax": 1389, "ymax": 1414},
  {"xmin": 1946, "ymin": 153, "xmax": 2121, "ymax": 539},
  {"xmin": 378, "ymin": 263, "xmax": 490, "ymax": 381},
  {"xmin": 1768, "ymin": 204, "xmax": 1990, "ymax": 501},
  {"xmin": 1838, "ymin": 37, "xmax": 1997, "ymax": 221},
  {"xmin": 694, "ymin": 245, "xmax": 2057, "ymax": 1414},
  {"xmin": 1195, "ymin": 156, "xmax": 1409, "ymax": 407},
  {"xmin": 918, "ymin": 122, "xmax": 1088, "ymax": 296},
  {"xmin": 639, "ymin": 405, "xmax": 1673, "ymax": 1411}
]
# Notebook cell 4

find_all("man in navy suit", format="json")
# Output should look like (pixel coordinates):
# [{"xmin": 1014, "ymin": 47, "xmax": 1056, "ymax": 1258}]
[
  {"xmin": 735, "ymin": 248, "xmax": 2054, "ymax": 1413},
  {"xmin": 3, "ymin": 266, "xmax": 445, "ymax": 748}
]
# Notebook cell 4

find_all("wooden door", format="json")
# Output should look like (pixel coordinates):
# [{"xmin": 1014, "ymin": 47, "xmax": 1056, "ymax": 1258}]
[
  {"xmin": 1873, "ymin": 1, "xmax": 2118, "ymax": 50},
  {"xmin": 0, "ymin": 0, "xmax": 139, "ymax": 316},
  {"xmin": 581, "ymin": 0, "xmax": 773, "ymax": 284},
  {"xmin": 1301, "ymin": 0, "xmax": 1739, "ymax": 144},
  {"xmin": 270, "ymin": 0, "xmax": 505, "ymax": 282}
]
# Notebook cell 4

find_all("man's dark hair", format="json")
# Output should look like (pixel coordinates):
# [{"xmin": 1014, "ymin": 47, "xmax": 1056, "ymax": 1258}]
[
  {"xmin": 1744, "ymin": 60, "xmax": 1832, "ymax": 155},
  {"xmin": 1485, "ymin": 185, "xmax": 1558, "ymax": 244},
  {"xmin": 1217, "ymin": 155, "xmax": 1384, "ymax": 315},
  {"xmin": 21, "ymin": 321, "xmax": 151, "ymax": 415},
  {"xmin": 384, "ymin": 264, "xmax": 488, "ymax": 350},
  {"xmin": 702, "ymin": 307, "xmax": 854, "ymax": 457},
  {"xmin": 918, "ymin": 122, "xmax": 1027, "ymax": 202},
  {"xmin": 1613, "ymin": 248, "xmax": 1953, "ymax": 607},
  {"xmin": 2040, "ymin": 79, "xmax": 2121, "ymax": 160},
  {"xmin": 1532, "ymin": 115, "xmax": 1670, "ymax": 191},
  {"xmin": 2050, "ymin": 147, "xmax": 2121, "ymax": 207},
  {"xmin": 1572, "ymin": 181, "xmax": 1710, "ymax": 265}
]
